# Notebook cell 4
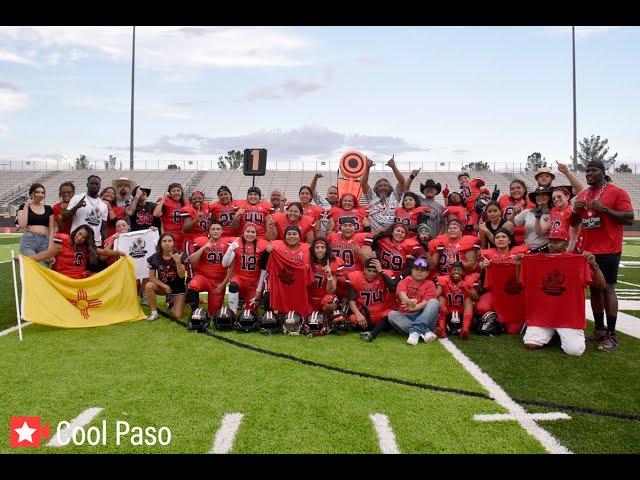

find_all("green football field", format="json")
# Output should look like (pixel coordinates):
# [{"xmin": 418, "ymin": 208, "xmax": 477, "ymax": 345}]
[{"xmin": 1, "ymin": 234, "xmax": 639, "ymax": 454}]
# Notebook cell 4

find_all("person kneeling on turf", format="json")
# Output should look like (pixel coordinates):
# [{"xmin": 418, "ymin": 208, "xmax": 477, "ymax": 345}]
[
  {"xmin": 517, "ymin": 227, "xmax": 606, "ymax": 356},
  {"xmin": 387, "ymin": 257, "xmax": 440, "ymax": 346}
]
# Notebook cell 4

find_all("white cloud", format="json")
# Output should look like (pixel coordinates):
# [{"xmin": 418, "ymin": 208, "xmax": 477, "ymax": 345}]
[
  {"xmin": 0, "ymin": 84, "xmax": 29, "ymax": 112},
  {"xmin": 106, "ymin": 124, "xmax": 428, "ymax": 159},
  {"xmin": 245, "ymin": 75, "xmax": 328, "ymax": 101},
  {"xmin": 0, "ymin": 26, "xmax": 313, "ymax": 71},
  {"xmin": 0, "ymin": 49, "xmax": 35, "ymax": 65}
]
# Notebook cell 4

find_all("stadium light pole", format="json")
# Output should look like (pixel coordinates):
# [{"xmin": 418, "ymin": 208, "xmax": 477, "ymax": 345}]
[
  {"xmin": 572, "ymin": 26, "xmax": 578, "ymax": 171},
  {"xmin": 129, "ymin": 25, "xmax": 136, "ymax": 171}
]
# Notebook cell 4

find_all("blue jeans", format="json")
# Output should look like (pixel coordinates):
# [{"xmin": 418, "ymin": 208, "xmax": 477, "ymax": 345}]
[
  {"xmin": 19, "ymin": 232, "xmax": 50, "ymax": 267},
  {"xmin": 388, "ymin": 299, "xmax": 440, "ymax": 335}
]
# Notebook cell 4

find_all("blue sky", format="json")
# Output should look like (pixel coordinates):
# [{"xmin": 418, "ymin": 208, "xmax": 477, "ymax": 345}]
[{"xmin": 0, "ymin": 26, "xmax": 638, "ymax": 171}]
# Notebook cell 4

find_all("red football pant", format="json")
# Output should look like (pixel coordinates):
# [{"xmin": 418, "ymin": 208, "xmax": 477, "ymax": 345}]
[{"xmin": 188, "ymin": 274, "xmax": 226, "ymax": 313}]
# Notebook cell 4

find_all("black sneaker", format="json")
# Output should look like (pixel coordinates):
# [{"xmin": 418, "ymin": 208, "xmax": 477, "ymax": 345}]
[
  {"xmin": 360, "ymin": 331, "xmax": 374, "ymax": 342},
  {"xmin": 598, "ymin": 335, "xmax": 618, "ymax": 352}
]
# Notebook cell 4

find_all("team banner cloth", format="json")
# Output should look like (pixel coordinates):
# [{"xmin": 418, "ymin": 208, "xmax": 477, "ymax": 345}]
[
  {"xmin": 266, "ymin": 249, "xmax": 313, "ymax": 317},
  {"xmin": 114, "ymin": 228, "xmax": 159, "ymax": 279},
  {"xmin": 484, "ymin": 262, "xmax": 525, "ymax": 334},
  {"xmin": 520, "ymin": 253, "xmax": 592, "ymax": 329},
  {"xmin": 19, "ymin": 255, "xmax": 146, "ymax": 328}
]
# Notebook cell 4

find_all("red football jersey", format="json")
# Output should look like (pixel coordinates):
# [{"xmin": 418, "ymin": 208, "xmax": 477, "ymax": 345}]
[
  {"xmin": 394, "ymin": 206, "xmax": 430, "ymax": 230},
  {"xmin": 346, "ymin": 269, "xmax": 396, "ymax": 323},
  {"xmin": 209, "ymin": 200, "xmax": 240, "ymax": 236},
  {"xmin": 436, "ymin": 274, "xmax": 479, "ymax": 312},
  {"xmin": 231, "ymin": 238, "xmax": 269, "ymax": 281},
  {"xmin": 182, "ymin": 203, "xmax": 211, "ymax": 245},
  {"xmin": 520, "ymin": 253, "xmax": 593, "ymax": 329},
  {"xmin": 328, "ymin": 206, "xmax": 368, "ymax": 232},
  {"xmin": 460, "ymin": 179, "xmax": 490, "ymax": 212},
  {"xmin": 309, "ymin": 257, "xmax": 345, "ymax": 300},
  {"xmin": 191, "ymin": 235, "xmax": 232, "ymax": 279},
  {"xmin": 396, "ymin": 276, "xmax": 437, "ymax": 313},
  {"xmin": 429, "ymin": 234, "xmax": 480, "ymax": 274},
  {"xmin": 271, "ymin": 239, "xmax": 311, "ymax": 264},
  {"xmin": 498, "ymin": 195, "xmax": 534, "ymax": 245},
  {"xmin": 575, "ymin": 183, "xmax": 632, "ymax": 254},
  {"xmin": 52, "ymin": 233, "xmax": 88, "ymax": 279},
  {"xmin": 327, "ymin": 232, "xmax": 373, "ymax": 274},
  {"xmin": 52, "ymin": 202, "xmax": 72, "ymax": 235},
  {"xmin": 272, "ymin": 212, "xmax": 316, "ymax": 241},
  {"xmin": 377, "ymin": 237, "xmax": 420, "ymax": 273},
  {"xmin": 301, "ymin": 203, "xmax": 324, "ymax": 223},
  {"xmin": 161, "ymin": 198, "xmax": 190, "ymax": 235},
  {"xmin": 237, "ymin": 200, "xmax": 274, "ymax": 238}
]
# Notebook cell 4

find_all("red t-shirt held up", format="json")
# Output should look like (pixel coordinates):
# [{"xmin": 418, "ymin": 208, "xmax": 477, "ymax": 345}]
[{"xmin": 520, "ymin": 253, "xmax": 592, "ymax": 329}]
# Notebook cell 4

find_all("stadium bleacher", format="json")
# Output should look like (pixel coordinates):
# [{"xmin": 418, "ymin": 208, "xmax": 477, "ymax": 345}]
[{"xmin": 0, "ymin": 169, "xmax": 639, "ymax": 219}]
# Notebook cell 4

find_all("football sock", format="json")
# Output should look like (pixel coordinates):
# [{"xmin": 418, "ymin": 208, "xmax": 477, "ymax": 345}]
[
  {"xmin": 186, "ymin": 289, "xmax": 199, "ymax": 311},
  {"xmin": 228, "ymin": 291, "xmax": 239, "ymax": 313},
  {"xmin": 462, "ymin": 311, "xmax": 473, "ymax": 332},
  {"xmin": 593, "ymin": 311, "xmax": 605, "ymax": 332},
  {"xmin": 370, "ymin": 317, "xmax": 389, "ymax": 339},
  {"xmin": 606, "ymin": 315, "xmax": 617, "ymax": 336}
]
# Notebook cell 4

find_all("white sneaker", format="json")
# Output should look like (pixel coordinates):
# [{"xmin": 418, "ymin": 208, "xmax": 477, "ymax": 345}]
[
  {"xmin": 422, "ymin": 332, "xmax": 437, "ymax": 343},
  {"xmin": 407, "ymin": 332, "xmax": 420, "ymax": 346},
  {"xmin": 147, "ymin": 311, "xmax": 158, "ymax": 322}
]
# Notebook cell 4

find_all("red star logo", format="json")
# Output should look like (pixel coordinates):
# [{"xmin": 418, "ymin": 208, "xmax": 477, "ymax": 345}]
[{"xmin": 67, "ymin": 289, "xmax": 102, "ymax": 319}]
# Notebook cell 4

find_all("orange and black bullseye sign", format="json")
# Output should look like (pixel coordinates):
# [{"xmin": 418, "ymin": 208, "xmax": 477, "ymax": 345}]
[{"xmin": 339, "ymin": 151, "xmax": 366, "ymax": 180}]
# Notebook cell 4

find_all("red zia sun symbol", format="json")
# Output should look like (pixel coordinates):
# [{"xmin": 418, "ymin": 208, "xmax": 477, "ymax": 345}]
[{"xmin": 67, "ymin": 289, "xmax": 102, "ymax": 319}]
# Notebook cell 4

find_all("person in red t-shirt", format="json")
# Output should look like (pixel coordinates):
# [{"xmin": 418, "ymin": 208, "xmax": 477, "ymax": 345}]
[
  {"xmin": 153, "ymin": 183, "xmax": 190, "ymax": 252},
  {"xmin": 230, "ymin": 186, "xmax": 274, "ymax": 239},
  {"xmin": 372, "ymin": 223, "xmax": 420, "ymax": 273},
  {"xmin": 327, "ymin": 217, "xmax": 373, "ymax": 299},
  {"xmin": 328, "ymin": 194, "xmax": 369, "ymax": 233},
  {"xmin": 435, "ymin": 262, "xmax": 479, "ymax": 340},
  {"xmin": 498, "ymin": 179, "xmax": 535, "ymax": 246},
  {"xmin": 347, "ymin": 258, "xmax": 397, "ymax": 330},
  {"xmin": 297, "ymin": 186, "xmax": 325, "ymax": 237},
  {"xmin": 28, "ymin": 225, "xmax": 125, "ymax": 279},
  {"xmin": 267, "ymin": 201, "xmax": 316, "ymax": 244},
  {"xmin": 386, "ymin": 257, "xmax": 440, "ymax": 345},
  {"xmin": 222, "ymin": 222, "xmax": 270, "ymax": 313},
  {"xmin": 182, "ymin": 190, "xmax": 211, "ymax": 251},
  {"xmin": 569, "ymin": 160, "xmax": 634, "ymax": 352},
  {"xmin": 209, "ymin": 185, "xmax": 240, "ymax": 237},
  {"xmin": 53, "ymin": 181, "xmax": 75, "ymax": 235},
  {"xmin": 548, "ymin": 186, "xmax": 579, "ymax": 252},
  {"xmin": 185, "ymin": 221, "xmax": 234, "ymax": 314},
  {"xmin": 308, "ymin": 238, "xmax": 343, "ymax": 317},
  {"xmin": 394, "ymin": 192, "xmax": 430, "ymax": 235},
  {"xmin": 517, "ymin": 227, "xmax": 606, "ymax": 356}
]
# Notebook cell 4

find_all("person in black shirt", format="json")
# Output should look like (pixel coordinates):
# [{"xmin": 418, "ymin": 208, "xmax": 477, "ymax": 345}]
[
  {"xmin": 145, "ymin": 232, "xmax": 187, "ymax": 321},
  {"xmin": 17, "ymin": 183, "xmax": 55, "ymax": 266},
  {"xmin": 127, "ymin": 186, "xmax": 158, "ymax": 231}
]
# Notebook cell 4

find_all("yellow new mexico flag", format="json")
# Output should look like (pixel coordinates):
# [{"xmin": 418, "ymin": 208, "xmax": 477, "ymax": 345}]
[{"xmin": 19, "ymin": 255, "xmax": 146, "ymax": 328}]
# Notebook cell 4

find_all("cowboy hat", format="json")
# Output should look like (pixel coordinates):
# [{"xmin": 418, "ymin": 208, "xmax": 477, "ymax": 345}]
[
  {"xmin": 112, "ymin": 177, "xmax": 137, "ymax": 190},
  {"xmin": 420, "ymin": 179, "xmax": 442, "ymax": 195}
]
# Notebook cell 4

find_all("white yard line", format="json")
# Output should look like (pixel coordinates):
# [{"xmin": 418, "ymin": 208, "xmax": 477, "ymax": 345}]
[
  {"xmin": 618, "ymin": 280, "xmax": 640, "ymax": 288},
  {"xmin": 0, "ymin": 322, "xmax": 31, "ymax": 337},
  {"xmin": 474, "ymin": 412, "xmax": 571, "ymax": 422},
  {"xmin": 369, "ymin": 413, "xmax": 400, "ymax": 454},
  {"xmin": 585, "ymin": 302, "xmax": 640, "ymax": 339},
  {"xmin": 439, "ymin": 339, "xmax": 571, "ymax": 454},
  {"xmin": 210, "ymin": 413, "xmax": 243, "ymax": 454},
  {"xmin": 47, "ymin": 408, "xmax": 104, "ymax": 447}
]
